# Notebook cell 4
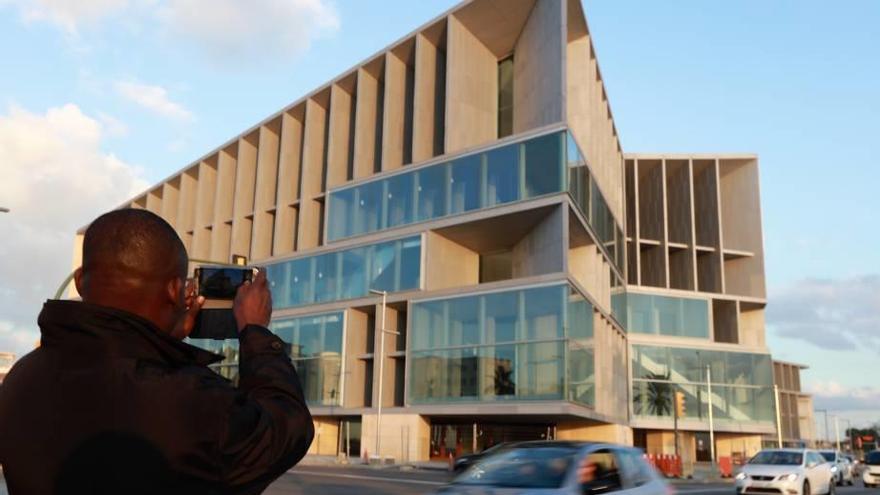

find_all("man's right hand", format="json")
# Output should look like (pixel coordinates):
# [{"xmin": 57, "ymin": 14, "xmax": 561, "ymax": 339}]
[{"xmin": 233, "ymin": 269, "xmax": 273, "ymax": 332}]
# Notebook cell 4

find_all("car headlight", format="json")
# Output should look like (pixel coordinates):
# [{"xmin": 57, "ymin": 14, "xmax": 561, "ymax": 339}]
[
  {"xmin": 736, "ymin": 472, "xmax": 747, "ymax": 481},
  {"xmin": 831, "ymin": 466, "xmax": 838, "ymax": 473},
  {"xmin": 780, "ymin": 474, "xmax": 799, "ymax": 482}
]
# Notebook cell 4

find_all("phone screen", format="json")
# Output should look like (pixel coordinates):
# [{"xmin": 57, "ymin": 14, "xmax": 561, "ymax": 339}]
[{"xmin": 197, "ymin": 267, "xmax": 252, "ymax": 300}]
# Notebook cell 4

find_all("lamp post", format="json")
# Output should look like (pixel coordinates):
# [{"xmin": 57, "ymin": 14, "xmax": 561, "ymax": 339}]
[
  {"xmin": 817, "ymin": 409, "xmax": 829, "ymax": 448},
  {"xmin": 774, "ymin": 384, "xmax": 784, "ymax": 448},
  {"xmin": 707, "ymin": 365, "xmax": 716, "ymax": 465},
  {"xmin": 835, "ymin": 416, "xmax": 841, "ymax": 452},
  {"xmin": 369, "ymin": 288, "xmax": 388, "ymax": 463}
]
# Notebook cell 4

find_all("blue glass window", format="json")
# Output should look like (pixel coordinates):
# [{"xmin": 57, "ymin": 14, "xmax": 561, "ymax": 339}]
[
  {"xmin": 415, "ymin": 164, "xmax": 448, "ymax": 221},
  {"xmin": 384, "ymin": 172, "xmax": 413, "ymax": 228},
  {"xmin": 450, "ymin": 154, "xmax": 482, "ymax": 214},
  {"xmin": 266, "ymin": 236, "xmax": 421, "ymax": 310},
  {"xmin": 485, "ymin": 143, "xmax": 520, "ymax": 206},
  {"xmin": 524, "ymin": 132, "xmax": 563, "ymax": 198}
]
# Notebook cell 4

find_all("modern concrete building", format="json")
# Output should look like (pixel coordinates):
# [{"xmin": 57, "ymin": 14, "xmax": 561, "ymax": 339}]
[
  {"xmin": 769, "ymin": 360, "xmax": 816, "ymax": 448},
  {"xmin": 70, "ymin": 0, "xmax": 800, "ymax": 463}
]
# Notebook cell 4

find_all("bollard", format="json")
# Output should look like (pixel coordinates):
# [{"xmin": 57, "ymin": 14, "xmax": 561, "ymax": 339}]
[{"xmin": 448, "ymin": 453, "xmax": 454, "ymax": 472}]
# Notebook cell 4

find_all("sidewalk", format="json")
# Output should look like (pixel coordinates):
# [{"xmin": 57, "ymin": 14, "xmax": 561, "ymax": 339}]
[{"xmin": 297, "ymin": 454, "xmax": 451, "ymax": 472}]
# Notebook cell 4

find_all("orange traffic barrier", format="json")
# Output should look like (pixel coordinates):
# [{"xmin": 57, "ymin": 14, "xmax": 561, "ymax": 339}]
[{"xmin": 718, "ymin": 456, "xmax": 733, "ymax": 478}]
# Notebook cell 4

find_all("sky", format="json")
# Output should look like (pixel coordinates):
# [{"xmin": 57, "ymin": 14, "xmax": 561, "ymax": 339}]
[{"xmin": 0, "ymin": 0, "xmax": 877, "ymax": 432}]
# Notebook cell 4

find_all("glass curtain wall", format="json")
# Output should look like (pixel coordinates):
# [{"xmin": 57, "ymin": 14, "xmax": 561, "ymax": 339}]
[
  {"xmin": 631, "ymin": 345, "xmax": 774, "ymax": 423},
  {"xmin": 566, "ymin": 133, "xmax": 625, "ymax": 273},
  {"xmin": 188, "ymin": 311, "xmax": 345, "ymax": 406},
  {"xmin": 327, "ymin": 132, "xmax": 566, "ymax": 241},
  {"xmin": 625, "ymin": 293, "xmax": 710, "ymax": 338},
  {"xmin": 264, "ymin": 236, "xmax": 421, "ymax": 310},
  {"xmin": 270, "ymin": 312, "xmax": 344, "ymax": 406},
  {"xmin": 409, "ymin": 283, "xmax": 595, "ymax": 406}
]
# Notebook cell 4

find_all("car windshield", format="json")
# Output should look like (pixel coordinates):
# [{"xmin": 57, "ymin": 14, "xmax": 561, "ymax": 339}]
[
  {"xmin": 819, "ymin": 452, "xmax": 836, "ymax": 462},
  {"xmin": 454, "ymin": 446, "xmax": 579, "ymax": 488},
  {"xmin": 867, "ymin": 452, "xmax": 880, "ymax": 466},
  {"xmin": 749, "ymin": 451, "xmax": 803, "ymax": 466}
]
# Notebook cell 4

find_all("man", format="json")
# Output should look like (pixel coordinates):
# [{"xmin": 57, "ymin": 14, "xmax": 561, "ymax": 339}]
[{"xmin": 0, "ymin": 209, "xmax": 314, "ymax": 494}]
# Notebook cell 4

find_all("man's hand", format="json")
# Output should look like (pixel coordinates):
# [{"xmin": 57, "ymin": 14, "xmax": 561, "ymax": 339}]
[
  {"xmin": 233, "ymin": 269, "xmax": 273, "ymax": 332},
  {"xmin": 170, "ymin": 278, "xmax": 205, "ymax": 340}
]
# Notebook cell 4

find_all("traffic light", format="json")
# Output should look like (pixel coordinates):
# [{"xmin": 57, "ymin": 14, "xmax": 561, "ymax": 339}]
[{"xmin": 674, "ymin": 391, "xmax": 686, "ymax": 418}]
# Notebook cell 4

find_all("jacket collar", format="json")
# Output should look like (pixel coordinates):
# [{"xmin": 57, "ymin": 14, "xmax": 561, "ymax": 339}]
[{"xmin": 38, "ymin": 300, "xmax": 222, "ymax": 367}]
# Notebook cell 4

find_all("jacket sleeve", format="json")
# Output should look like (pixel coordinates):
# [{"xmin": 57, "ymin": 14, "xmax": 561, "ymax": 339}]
[{"xmin": 217, "ymin": 324, "xmax": 314, "ymax": 490}]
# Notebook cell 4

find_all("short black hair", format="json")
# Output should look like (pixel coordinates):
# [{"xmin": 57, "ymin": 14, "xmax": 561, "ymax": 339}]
[{"xmin": 82, "ymin": 209, "xmax": 188, "ymax": 280}]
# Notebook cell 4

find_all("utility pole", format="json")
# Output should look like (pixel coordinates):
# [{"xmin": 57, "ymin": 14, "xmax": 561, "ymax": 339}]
[
  {"xmin": 817, "ymin": 409, "xmax": 829, "ymax": 448},
  {"xmin": 707, "ymin": 365, "xmax": 716, "ymax": 465},
  {"xmin": 369, "ymin": 289, "xmax": 387, "ymax": 463},
  {"xmin": 774, "ymin": 384, "xmax": 783, "ymax": 448},
  {"xmin": 835, "ymin": 416, "xmax": 841, "ymax": 452}
]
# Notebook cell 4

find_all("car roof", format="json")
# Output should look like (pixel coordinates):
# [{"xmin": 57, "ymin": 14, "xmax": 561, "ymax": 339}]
[
  {"xmin": 505, "ymin": 440, "xmax": 601, "ymax": 449},
  {"xmin": 758, "ymin": 448, "xmax": 810, "ymax": 453}
]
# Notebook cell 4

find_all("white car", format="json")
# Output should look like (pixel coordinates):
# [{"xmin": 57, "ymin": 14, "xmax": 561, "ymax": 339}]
[
  {"xmin": 736, "ymin": 449, "xmax": 836, "ymax": 495},
  {"xmin": 435, "ymin": 441, "xmax": 670, "ymax": 495},
  {"xmin": 864, "ymin": 451, "xmax": 880, "ymax": 488},
  {"xmin": 819, "ymin": 450, "xmax": 853, "ymax": 486}
]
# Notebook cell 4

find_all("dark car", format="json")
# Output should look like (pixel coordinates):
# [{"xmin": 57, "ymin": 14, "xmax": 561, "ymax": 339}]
[
  {"xmin": 437, "ymin": 442, "xmax": 670, "ymax": 495},
  {"xmin": 453, "ymin": 442, "xmax": 520, "ymax": 472}
]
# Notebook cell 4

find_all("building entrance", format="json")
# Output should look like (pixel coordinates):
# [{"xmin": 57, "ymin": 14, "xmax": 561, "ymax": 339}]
[{"xmin": 429, "ymin": 421, "xmax": 555, "ymax": 459}]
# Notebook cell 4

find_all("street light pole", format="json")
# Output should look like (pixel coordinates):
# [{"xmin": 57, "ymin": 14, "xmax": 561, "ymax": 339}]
[
  {"xmin": 707, "ymin": 365, "xmax": 716, "ymax": 465},
  {"xmin": 835, "ymin": 416, "xmax": 841, "ymax": 452},
  {"xmin": 369, "ymin": 289, "xmax": 387, "ymax": 463},
  {"xmin": 817, "ymin": 409, "xmax": 829, "ymax": 448},
  {"xmin": 774, "ymin": 384, "xmax": 783, "ymax": 448}
]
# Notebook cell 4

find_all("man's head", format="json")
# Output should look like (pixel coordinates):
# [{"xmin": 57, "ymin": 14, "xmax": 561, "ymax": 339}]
[{"xmin": 74, "ymin": 209, "xmax": 189, "ymax": 336}]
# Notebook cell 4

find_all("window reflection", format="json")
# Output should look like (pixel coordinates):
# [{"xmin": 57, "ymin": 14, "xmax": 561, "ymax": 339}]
[
  {"xmin": 191, "ymin": 312, "xmax": 344, "ymax": 406},
  {"xmin": 265, "ymin": 236, "xmax": 421, "ymax": 310},
  {"xmin": 409, "ymin": 284, "xmax": 593, "ymax": 405},
  {"xmin": 631, "ymin": 344, "xmax": 775, "ymax": 422}
]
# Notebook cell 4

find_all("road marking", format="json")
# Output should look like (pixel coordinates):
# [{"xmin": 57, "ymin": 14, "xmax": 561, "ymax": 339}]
[{"xmin": 290, "ymin": 470, "xmax": 446, "ymax": 486}]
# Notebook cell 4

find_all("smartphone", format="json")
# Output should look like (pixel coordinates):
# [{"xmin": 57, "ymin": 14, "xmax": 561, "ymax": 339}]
[
  {"xmin": 189, "ymin": 266, "xmax": 256, "ymax": 340},
  {"xmin": 194, "ymin": 266, "xmax": 254, "ymax": 301},
  {"xmin": 189, "ymin": 308, "xmax": 239, "ymax": 340}
]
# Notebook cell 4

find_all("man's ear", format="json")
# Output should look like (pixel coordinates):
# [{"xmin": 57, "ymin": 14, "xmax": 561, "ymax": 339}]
[
  {"xmin": 72, "ymin": 267, "xmax": 84, "ymax": 298},
  {"xmin": 166, "ymin": 277, "xmax": 184, "ymax": 306}
]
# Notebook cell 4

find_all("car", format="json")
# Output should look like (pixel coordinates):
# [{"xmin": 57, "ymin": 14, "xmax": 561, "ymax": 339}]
[
  {"xmin": 863, "ymin": 451, "xmax": 880, "ymax": 488},
  {"xmin": 735, "ymin": 449, "xmax": 836, "ymax": 495},
  {"xmin": 452, "ymin": 442, "xmax": 520, "ymax": 472},
  {"xmin": 819, "ymin": 451, "xmax": 853, "ymax": 486},
  {"xmin": 435, "ymin": 441, "xmax": 670, "ymax": 495}
]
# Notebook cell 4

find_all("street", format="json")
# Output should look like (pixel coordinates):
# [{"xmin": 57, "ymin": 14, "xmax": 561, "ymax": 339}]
[
  {"xmin": 264, "ymin": 466, "xmax": 880, "ymax": 495},
  {"xmin": 1, "ymin": 467, "xmax": 877, "ymax": 495}
]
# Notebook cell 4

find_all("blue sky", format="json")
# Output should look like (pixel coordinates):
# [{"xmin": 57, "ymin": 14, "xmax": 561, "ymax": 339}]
[{"xmin": 0, "ymin": 0, "xmax": 877, "ymax": 430}]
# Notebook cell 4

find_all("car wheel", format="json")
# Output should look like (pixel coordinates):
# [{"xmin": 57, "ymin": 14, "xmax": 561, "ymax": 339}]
[{"xmin": 804, "ymin": 481, "xmax": 811, "ymax": 495}]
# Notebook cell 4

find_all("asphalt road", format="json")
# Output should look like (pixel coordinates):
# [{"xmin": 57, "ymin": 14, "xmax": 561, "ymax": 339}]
[
  {"xmin": 1, "ymin": 468, "xmax": 877, "ymax": 495},
  {"xmin": 268, "ymin": 467, "xmax": 880, "ymax": 495}
]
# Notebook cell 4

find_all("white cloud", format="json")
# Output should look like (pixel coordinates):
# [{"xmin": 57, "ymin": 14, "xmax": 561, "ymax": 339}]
[
  {"xmin": 97, "ymin": 111, "xmax": 129, "ymax": 137},
  {"xmin": 0, "ymin": 103, "xmax": 148, "ymax": 359},
  {"xmin": 806, "ymin": 381, "xmax": 880, "ymax": 428},
  {"xmin": 2, "ymin": 0, "xmax": 131, "ymax": 34},
  {"xmin": 767, "ymin": 275, "xmax": 880, "ymax": 351},
  {"xmin": 157, "ymin": 0, "xmax": 340, "ymax": 65},
  {"xmin": 3, "ymin": 0, "xmax": 340, "ymax": 65},
  {"xmin": 114, "ymin": 80, "xmax": 193, "ymax": 122}
]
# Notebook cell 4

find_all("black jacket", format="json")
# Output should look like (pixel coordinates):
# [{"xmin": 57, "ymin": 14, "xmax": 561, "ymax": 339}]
[{"xmin": 0, "ymin": 300, "xmax": 314, "ymax": 494}]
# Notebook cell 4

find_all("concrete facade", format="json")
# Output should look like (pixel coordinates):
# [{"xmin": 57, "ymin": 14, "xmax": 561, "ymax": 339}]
[{"xmin": 70, "ymin": 0, "xmax": 804, "ymax": 463}]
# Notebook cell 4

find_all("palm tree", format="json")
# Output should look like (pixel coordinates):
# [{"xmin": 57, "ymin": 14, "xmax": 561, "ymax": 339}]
[
  {"xmin": 635, "ymin": 372, "xmax": 673, "ymax": 416},
  {"xmin": 490, "ymin": 364, "xmax": 515, "ymax": 396}
]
